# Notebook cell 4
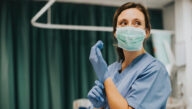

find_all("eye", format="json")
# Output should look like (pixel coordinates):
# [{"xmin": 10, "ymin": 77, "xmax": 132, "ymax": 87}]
[
  {"xmin": 119, "ymin": 21, "xmax": 127, "ymax": 26},
  {"xmin": 135, "ymin": 21, "xmax": 141, "ymax": 26}
]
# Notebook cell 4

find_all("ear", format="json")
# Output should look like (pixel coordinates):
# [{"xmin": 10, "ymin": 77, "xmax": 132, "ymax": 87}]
[
  {"xmin": 114, "ymin": 32, "xmax": 117, "ymax": 38},
  {"xmin": 145, "ymin": 28, "xmax": 150, "ymax": 39}
]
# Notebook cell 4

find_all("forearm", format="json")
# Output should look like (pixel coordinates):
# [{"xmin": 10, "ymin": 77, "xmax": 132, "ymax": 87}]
[{"xmin": 104, "ymin": 78, "xmax": 133, "ymax": 109}]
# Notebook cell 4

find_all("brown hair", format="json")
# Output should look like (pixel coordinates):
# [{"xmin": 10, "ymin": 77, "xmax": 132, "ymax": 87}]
[{"xmin": 113, "ymin": 2, "xmax": 151, "ymax": 61}]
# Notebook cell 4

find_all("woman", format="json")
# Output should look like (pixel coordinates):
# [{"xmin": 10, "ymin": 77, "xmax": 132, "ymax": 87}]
[{"xmin": 88, "ymin": 2, "xmax": 171, "ymax": 109}]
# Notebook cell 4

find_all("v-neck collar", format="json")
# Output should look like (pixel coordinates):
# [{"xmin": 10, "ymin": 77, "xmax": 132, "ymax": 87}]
[{"xmin": 118, "ymin": 52, "xmax": 147, "ymax": 73}]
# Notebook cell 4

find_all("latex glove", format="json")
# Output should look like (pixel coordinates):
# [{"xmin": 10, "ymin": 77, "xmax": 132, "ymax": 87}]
[
  {"xmin": 88, "ymin": 80, "xmax": 107, "ymax": 108},
  {"xmin": 89, "ymin": 40, "xmax": 108, "ymax": 82}
]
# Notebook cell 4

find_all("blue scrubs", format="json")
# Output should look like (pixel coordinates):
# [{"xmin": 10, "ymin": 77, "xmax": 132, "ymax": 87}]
[{"xmin": 105, "ymin": 52, "xmax": 171, "ymax": 109}]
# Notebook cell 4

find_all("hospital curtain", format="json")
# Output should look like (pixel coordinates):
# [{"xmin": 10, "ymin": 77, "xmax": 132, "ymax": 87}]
[{"xmin": 0, "ymin": 1, "xmax": 163, "ymax": 109}]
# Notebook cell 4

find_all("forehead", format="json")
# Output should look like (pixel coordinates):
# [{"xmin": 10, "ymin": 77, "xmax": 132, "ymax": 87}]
[{"xmin": 117, "ymin": 8, "xmax": 145, "ymax": 21}]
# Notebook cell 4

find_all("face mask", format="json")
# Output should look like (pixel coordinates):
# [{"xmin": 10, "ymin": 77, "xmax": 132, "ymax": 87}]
[{"xmin": 116, "ymin": 26, "xmax": 146, "ymax": 51}]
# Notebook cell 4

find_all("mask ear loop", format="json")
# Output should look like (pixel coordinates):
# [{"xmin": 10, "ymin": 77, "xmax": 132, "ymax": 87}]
[
  {"xmin": 113, "ymin": 28, "xmax": 118, "ymax": 47},
  {"xmin": 113, "ymin": 35, "xmax": 118, "ymax": 47}
]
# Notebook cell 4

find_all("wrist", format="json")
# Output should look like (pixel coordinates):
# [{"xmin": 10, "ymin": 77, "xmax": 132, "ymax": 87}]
[{"xmin": 104, "ymin": 77, "xmax": 112, "ymax": 84}]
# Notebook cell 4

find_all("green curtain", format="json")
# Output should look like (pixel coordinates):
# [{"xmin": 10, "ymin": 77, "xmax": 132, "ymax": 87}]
[{"xmin": 0, "ymin": 1, "xmax": 162, "ymax": 109}]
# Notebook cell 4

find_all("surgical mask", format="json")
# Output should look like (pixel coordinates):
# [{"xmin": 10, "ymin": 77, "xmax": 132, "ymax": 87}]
[{"xmin": 116, "ymin": 26, "xmax": 146, "ymax": 51}]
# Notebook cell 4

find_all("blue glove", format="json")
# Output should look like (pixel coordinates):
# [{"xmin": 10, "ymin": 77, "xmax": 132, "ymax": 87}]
[
  {"xmin": 89, "ymin": 40, "xmax": 108, "ymax": 82},
  {"xmin": 88, "ymin": 80, "xmax": 107, "ymax": 108}
]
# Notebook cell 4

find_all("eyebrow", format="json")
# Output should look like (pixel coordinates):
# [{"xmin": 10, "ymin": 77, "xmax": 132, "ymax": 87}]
[
  {"xmin": 134, "ymin": 18, "xmax": 144, "ymax": 22},
  {"xmin": 118, "ymin": 18, "xmax": 127, "ymax": 23},
  {"xmin": 118, "ymin": 18, "xmax": 144, "ymax": 22}
]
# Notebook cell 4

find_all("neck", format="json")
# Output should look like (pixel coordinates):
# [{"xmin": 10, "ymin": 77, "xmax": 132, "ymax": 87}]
[{"xmin": 121, "ymin": 47, "xmax": 146, "ymax": 72}]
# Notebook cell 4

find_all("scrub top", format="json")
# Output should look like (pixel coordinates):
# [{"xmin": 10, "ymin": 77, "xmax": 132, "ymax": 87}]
[{"xmin": 105, "ymin": 52, "xmax": 172, "ymax": 109}]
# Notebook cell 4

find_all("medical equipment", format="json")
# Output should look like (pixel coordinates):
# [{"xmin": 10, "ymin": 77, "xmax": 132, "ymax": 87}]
[
  {"xmin": 116, "ymin": 26, "xmax": 146, "ymax": 51},
  {"xmin": 89, "ymin": 41, "xmax": 109, "ymax": 83},
  {"xmin": 88, "ymin": 80, "xmax": 106, "ymax": 108}
]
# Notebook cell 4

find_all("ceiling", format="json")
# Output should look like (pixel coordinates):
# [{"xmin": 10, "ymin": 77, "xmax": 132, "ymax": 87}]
[{"xmin": 35, "ymin": 0, "xmax": 174, "ymax": 9}]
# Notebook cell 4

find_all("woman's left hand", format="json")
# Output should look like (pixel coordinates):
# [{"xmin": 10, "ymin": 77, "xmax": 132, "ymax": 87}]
[{"xmin": 88, "ymin": 80, "xmax": 107, "ymax": 108}]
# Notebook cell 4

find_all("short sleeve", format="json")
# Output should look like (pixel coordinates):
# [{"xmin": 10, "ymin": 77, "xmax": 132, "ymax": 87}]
[{"xmin": 126, "ymin": 64, "xmax": 172, "ymax": 109}]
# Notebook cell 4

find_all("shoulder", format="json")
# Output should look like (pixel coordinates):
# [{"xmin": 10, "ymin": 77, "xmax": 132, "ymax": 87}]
[
  {"xmin": 143, "ymin": 57, "xmax": 168, "ymax": 76},
  {"xmin": 140, "ymin": 53, "xmax": 168, "ymax": 76},
  {"xmin": 141, "ymin": 57, "xmax": 172, "ymax": 93},
  {"xmin": 137, "ymin": 57, "xmax": 171, "ymax": 90}
]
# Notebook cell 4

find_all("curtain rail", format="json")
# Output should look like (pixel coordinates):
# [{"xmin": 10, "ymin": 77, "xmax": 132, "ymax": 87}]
[{"xmin": 31, "ymin": 0, "xmax": 175, "ymax": 34}]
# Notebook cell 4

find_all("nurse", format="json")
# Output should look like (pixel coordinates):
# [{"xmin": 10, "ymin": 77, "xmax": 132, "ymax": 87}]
[{"xmin": 88, "ymin": 2, "xmax": 171, "ymax": 109}]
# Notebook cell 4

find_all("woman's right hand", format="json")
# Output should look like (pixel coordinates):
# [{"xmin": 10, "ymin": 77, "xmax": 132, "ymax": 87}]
[
  {"xmin": 89, "ymin": 40, "xmax": 108, "ymax": 83},
  {"xmin": 88, "ymin": 80, "xmax": 107, "ymax": 108}
]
